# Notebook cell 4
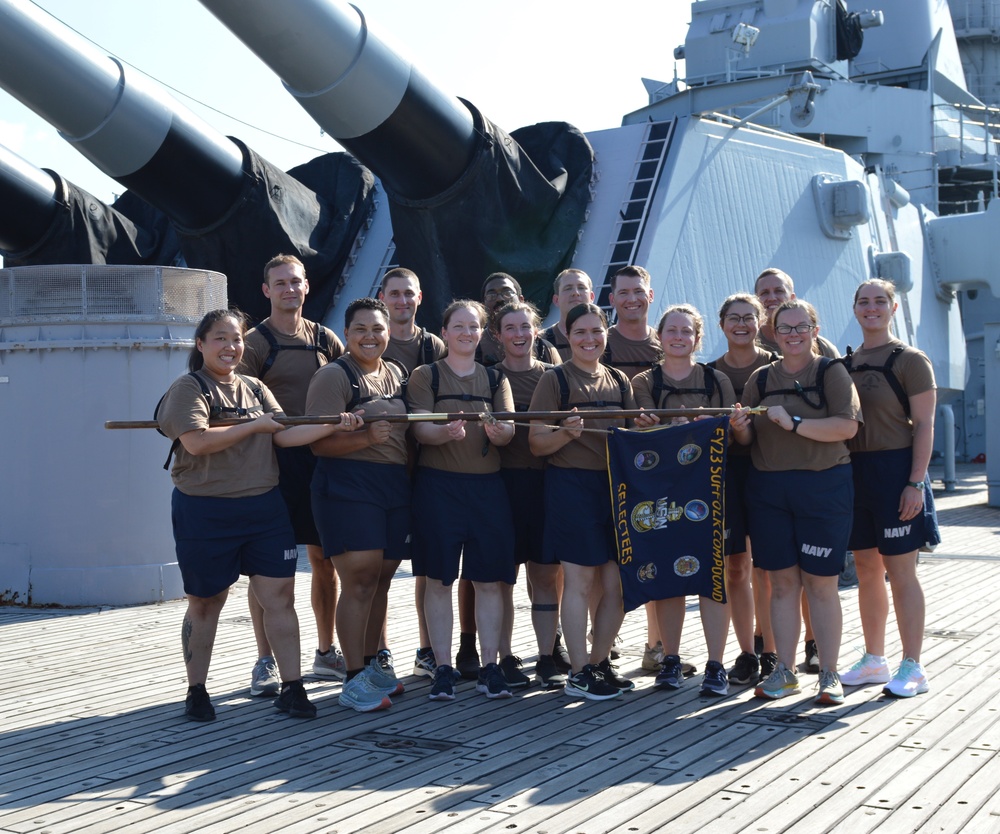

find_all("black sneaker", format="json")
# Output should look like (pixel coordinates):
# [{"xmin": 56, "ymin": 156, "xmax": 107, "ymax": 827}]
[
  {"xmin": 804, "ymin": 639, "xmax": 820, "ymax": 674},
  {"xmin": 429, "ymin": 664, "xmax": 456, "ymax": 701},
  {"xmin": 476, "ymin": 662, "xmax": 513, "ymax": 699},
  {"xmin": 184, "ymin": 684, "xmax": 215, "ymax": 722},
  {"xmin": 700, "ymin": 660, "xmax": 729, "ymax": 697},
  {"xmin": 654, "ymin": 654, "xmax": 684, "ymax": 690},
  {"xmin": 759, "ymin": 652, "xmax": 778, "ymax": 683},
  {"xmin": 274, "ymin": 679, "xmax": 317, "ymax": 718},
  {"xmin": 597, "ymin": 658, "xmax": 635, "ymax": 691},
  {"xmin": 564, "ymin": 664, "xmax": 622, "ymax": 701},
  {"xmin": 552, "ymin": 631, "xmax": 572, "ymax": 673},
  {"xmin": 456, "ymin": 638, "xmax": 481, "ymax": 681},
  {"xmin": 499, "ymin": 655, "xmax": 531, "ymax": 689},
  {"xmin": 728, "ymin": 651, "xmax": 760, "ymax": 685},
  {"xmin": 535, "ymin": 654, "xmax": 568, "ymax": 689}
]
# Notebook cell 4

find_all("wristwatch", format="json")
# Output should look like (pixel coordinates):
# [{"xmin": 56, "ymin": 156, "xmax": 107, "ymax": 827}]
[
  {"xmin": 790, "ymin": 415, "xmax": 803, "ymax": 433},
  {"xmin": 906, "ymin": 480, "xmax": 925, "ymax": 490}
]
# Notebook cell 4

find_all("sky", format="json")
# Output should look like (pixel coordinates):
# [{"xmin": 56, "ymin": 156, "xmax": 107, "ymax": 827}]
[{"xmin": 0, "ymin": 0, "xmax": 691, "ymax": 205}]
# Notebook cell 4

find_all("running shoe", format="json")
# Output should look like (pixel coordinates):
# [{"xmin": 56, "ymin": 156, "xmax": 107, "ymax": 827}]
[
  {"xmin": 476, "ymin": 662, "xmax": 513, "ymax": 699},
  {"xmin": 654, "ymin": 654, "xmax": 684, "ymax": 690},
  {"xmin": 727, "ymin": 651, "xmax": 760, "ymax": 685},
  {"xmin": 564, "ymin": 664, "xmax": 622, "ymax": 701},
  {"xmin": 338, "ymin": 671, "xmax": 392, "ymax": 713},
  {"xmin": 597, "ymin": 658, "xmax": 635, "ymax": 691},
  {"xmin": 883, "ymin": 658, "xmax": 929, "ymax": 698},
  {"xmin": 535, "ymin": 655, "xmax": 568, "ymax": 689},
  {"xmin": 816, "ymin": 668, "xmax": 844, "ymax": 705},
  {"xmin": 701, "ymin": 660, "xmax": 729, "ymax": 697},
  {"xmin": 184, "ymin": 684, "xmax": 215, "ymax": 722},
  {"xmin": 312, "ymin": 646, "xmax": 347, "ymax": 680},
  {"xmin": 758, "ymin": 652, "xmax": 778, "ymax": 683},
  {"xmin": 429, "ymin": 664, "xmax": 456, "ymax": 701},
  {"xmin": 367, "ymin": 650, "xmax": 405, "ymax": 697},
  {"xmin": 754, "ymin": 661, "xmax": 800, "ymax": 700},
  {"xmin": 642, "ymin": 641, "xmax": 664, "ymax": 672},
  {"xmin": 413, "ymin": 647, "xmax": 436, "ymax": 678},
  {"xmin": 804, "ymin": 639, "xmax": 820, "ymax": 674},
  {"xmin": 840, "ymin": 652, "xmax": 891, "ymax": 685},
  {"xmin": 499, "ymin": 654, "xmax": 531, "ymax": 689},
  {"xmin": 455, "ymin": 639, "xmax": 481, "ymax": 681},
  {"xmin": 250, "ymin": 655, "xmax": 279, "ymax": 697},
  {"xmin": 274, "ymin": 679, "xmax": 317, "ymax": 718}
]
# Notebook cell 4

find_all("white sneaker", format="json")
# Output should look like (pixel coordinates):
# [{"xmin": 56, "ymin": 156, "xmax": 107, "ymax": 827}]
[
  {"xmin": 883, "ymin": 658, "xmax": 929, "ymax": 698},
  {"xmin": 840, "ymin": 652, "xmax": 890, "ymax": 686}
]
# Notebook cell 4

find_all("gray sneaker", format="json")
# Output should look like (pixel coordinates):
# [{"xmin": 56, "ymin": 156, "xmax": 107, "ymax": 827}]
[
  {"xmin": 312, "ymin": 647, "xmax": 347, "ymax": 680},
  {"xmin": 367, "ymin": 650, "xmax": 405, "ymax": 697},
  {"xmin": 338, "ymin": 670, "xmax": 392, "ymax": 713},
  {"xmin": 250, "ymin": 656, "xmax": 279, "ymax": 697}
]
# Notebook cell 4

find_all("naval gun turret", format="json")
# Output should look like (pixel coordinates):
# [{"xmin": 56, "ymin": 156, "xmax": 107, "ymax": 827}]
[
  {"xmin": 0, "ymin": 0, "xmax": 375, "ymax": 324},
  {"xmin": 198, "ymin": 0, "xmax": 595, "ymax": 325}
]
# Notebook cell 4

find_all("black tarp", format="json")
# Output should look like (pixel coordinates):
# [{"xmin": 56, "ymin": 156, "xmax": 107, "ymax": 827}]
[{"xmin": 385, "ymin": 102, "xmax": 595, "ymax": 327}]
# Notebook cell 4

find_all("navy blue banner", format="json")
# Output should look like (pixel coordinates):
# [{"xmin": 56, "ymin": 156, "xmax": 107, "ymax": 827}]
[{"xmin": 607, "ymin": 417, "xmax": 728, "ymax": 612}]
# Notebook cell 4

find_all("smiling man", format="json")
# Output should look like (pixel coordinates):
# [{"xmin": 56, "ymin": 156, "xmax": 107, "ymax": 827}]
[
  {"xmin": 541, "ymin": 268, "xmax": 595, "ymax": 361},
  {"xmin": 754, "ymin": 268, "xmax": 839, "ymax": 359},
  {"xmin": 605, "ymin": 265, "xmax": 659, "ymax": 379},
  {"xmin": 239, "ymin": 254, "xmax": 345, "ymax": 695},
  {"xmin": 379, "ymin": 267, "xmax": 447, "ymax": 373}
]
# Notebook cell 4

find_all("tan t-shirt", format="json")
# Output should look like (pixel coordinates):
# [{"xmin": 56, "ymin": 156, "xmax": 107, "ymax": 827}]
[
  {"xmin": 407, "ymin": 361, "xmax": 515, "ymax": 474},
  {"xmin": 743, "ymin": 357, "xmax": 862, "ymax": 471},
  {"xmin": 240, "ymin": 319, "xmax": 344, "ymax": 416},
  {"xmin": 709, "ymin": 349, "xmax": 774, "ymax": 457},
  {"xmin": 846, "ymin": 339, "xmax": 935, "ymax": 453},
  {"xmin": 479, "ymin": 328, "xmax": 561, "ymax": 367},
  {"xmin": 157, "ymin": 370, "xmax": 281, "ymax": 497},
  {"xmin": 604, "ymin": 325, "xmax": 661, "ymax": 379},
  {"xmin": 383, "ymin": 327, "xmax": 447, "ymax": 374},
  {"xmin": 632, "ymin": 364, "xmax": 736, "ymax": 411},
  {"xmin": 529, "ymin": 362, "xmax": 635, "ymax": 471},
  {"xmin": 305, "ymin": 356, "xmax": 408, "ymax": 465},
  {"xmin": 497, "ymin": 361, "xmax": 551, "ymax": 470}
]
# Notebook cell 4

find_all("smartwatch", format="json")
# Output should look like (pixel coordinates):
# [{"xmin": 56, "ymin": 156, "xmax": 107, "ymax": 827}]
[{"xmin": 790, "ymin": 416, "xmax": 803, "ymax": 433}]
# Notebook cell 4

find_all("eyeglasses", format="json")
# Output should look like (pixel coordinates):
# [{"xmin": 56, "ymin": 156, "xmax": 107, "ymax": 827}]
[
  {"xmin": 485, "ymin": 287, "xmax": 518, "ymax": 300},
  {"xmin": 775, "ymin": 323, "xmax": 816, "ymax": 335},
  {"xmin": 724, "ymin": 314, "xmax": 758, "ymax": 326}
]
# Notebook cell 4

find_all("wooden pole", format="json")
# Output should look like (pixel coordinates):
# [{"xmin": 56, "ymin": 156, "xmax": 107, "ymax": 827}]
[{"xmin": 105, "ymin": 406, "xmax": 766, "ymax": 430}]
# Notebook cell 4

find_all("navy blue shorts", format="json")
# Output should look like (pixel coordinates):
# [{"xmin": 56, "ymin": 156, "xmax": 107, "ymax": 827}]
[
  {"xmin": 725, "ymin": 454, "xmax": 751, "ymax": 557},
  {"xmin": 543, "ymin": 466, "xmax": 616, "ymax": 568},
  {"xmin": 275, "ymin": 445, "xmax": 321, "ymax": 547},
  {"xmin": 849, "ymin": 449, "xmax": 931, "ymax": 555},
  {"xmin": 411, "ymin": 468, "xmax": 515, "ymax": 585},
  {"xmin": 746, "ymin": 464, "xmax": 853, "ymax": 577},
  {"xmin": 501, "ymin": 468, "xmax": 550, "ymax": 565},
  {"xmin": 312, "ymin": 459, "xmax": 411, "ymax": 561},
  {"xmin": 171, "ymin": 487, "xmax": 298, "ymax": 598}
]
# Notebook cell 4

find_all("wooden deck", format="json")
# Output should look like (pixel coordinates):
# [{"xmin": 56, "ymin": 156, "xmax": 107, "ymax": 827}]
[{"xmin": 3, "ymin": 464, "xmax": 999, "ymax": 834}]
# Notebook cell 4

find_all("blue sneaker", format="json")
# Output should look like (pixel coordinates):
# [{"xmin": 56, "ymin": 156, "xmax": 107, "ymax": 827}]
[
  {"xmin": 367, "ymin": 650, "xmax": 404, "ymax": 697},
  {"xmin": 477, "ymin": 662, "xmax": 513, "ymax": 699},
  {"xmin": 429, "ymin": 664, "xmax": 456, "ymax": 701},
  {"xmin": 654, "ymin": 654, "xmax": 684, "ymax": 690},
  {"xmin": 338, "ymin": 671, "xmax": 392, "ymax": 713}
]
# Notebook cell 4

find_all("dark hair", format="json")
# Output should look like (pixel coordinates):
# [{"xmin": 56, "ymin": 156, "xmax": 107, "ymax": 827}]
[
  {"xmin": 262, "ymin": 253, "xmax": 305, "ymax": 284},
  {"xmin": 189, "ymin": 309, "xmax": 248, "ymax": 372},
  {"xmin": 610, "ymin": 265, "xmax": 651, "ymax": 292},
  {"xmin": 441, "ymin": 299, "xmax": 488, "ymax": 329},
  {"xmin": 565, "ymin": 302, "xmax": 608, "ymax": 333},
  {"xmin": 493, "ymin": 299, "xmax": 541, "ymax": 333},
  {"xmin": 718, "ymin": 292, "xmax": 765, "ymax": 326},
  {"xmin": 380, "ymin": 267, "xmax": 420, "ymax": 294},
  {"xmin": 344, "ymin": 297, "xmax": 389, "ymax": 329},
  {"xmin": 480, "ymin": 271, "xmax": 522, "ymax": 298}
]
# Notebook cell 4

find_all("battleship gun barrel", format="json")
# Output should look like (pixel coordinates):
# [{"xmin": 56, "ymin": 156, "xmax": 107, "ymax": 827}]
[
  {"xmin": 0, "ymin": 0, "xmax": 245, "ymax": 230},
  {"xmin": 198, "ymin": 0, "xmax": 477, "ymax": 200},
  {"xmin": 0, "ymin": 143, "xmax": 58, "ymax": 253}
]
